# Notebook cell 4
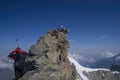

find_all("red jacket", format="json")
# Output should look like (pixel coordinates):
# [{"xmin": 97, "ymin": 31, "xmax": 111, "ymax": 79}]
[{"xmin": 9, "ymin": 47, "xmax": 27, "ymax": 59}]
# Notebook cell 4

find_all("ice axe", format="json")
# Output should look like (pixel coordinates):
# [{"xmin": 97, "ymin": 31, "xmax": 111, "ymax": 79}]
[{"xmin": 16, "ymin": 39, "xmax": 19, "ymax": 47}]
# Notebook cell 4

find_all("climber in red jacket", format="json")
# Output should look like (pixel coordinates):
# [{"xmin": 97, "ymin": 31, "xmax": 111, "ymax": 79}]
[
  {"xmin": 8, "ymin": 47, "xmax": 28, "ymax": 80},
  {"xmin": 9, "ymin": 47, "xmax": 27, "ymax": 59}
]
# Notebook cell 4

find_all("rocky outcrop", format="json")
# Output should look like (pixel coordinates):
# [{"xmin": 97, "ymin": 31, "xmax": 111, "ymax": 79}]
[{"xmin": 19, "ymin": 29, "xmax": 77, "ymax": 80}]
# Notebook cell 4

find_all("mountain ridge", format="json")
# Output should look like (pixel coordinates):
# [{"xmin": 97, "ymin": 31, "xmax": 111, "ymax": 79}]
[
  {"xmin": 68, "ymin": 56, "xmax": 120, "ymax": 80},
  {"xmin": 1, "ymin": 28, "xmax": 120, "ymax": 80},
  {"xmin": 93, "ymin": 53, "xmax": 120, "ymax": 69}
]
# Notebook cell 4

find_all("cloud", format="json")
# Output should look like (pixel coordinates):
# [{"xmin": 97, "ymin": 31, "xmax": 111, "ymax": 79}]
[
  {"xmin": 0, "ymin": 57, "xmax": 13, "ymax": 69},
  {"xmin": 116, "ymin": 56, "xmax": 120, "ymax": 60},
  {"xmin": 69, "ymin": 53, "xmax": 95, "ymax": 63},
  {"xmin": 102, "ymin": 51, "xmax": 115, "ymax": 58}
]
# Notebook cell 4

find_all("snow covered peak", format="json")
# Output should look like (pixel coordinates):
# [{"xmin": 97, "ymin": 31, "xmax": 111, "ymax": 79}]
[{"xmin": 68, "ymin": 57, "xmax": 110, "ymax": 80}]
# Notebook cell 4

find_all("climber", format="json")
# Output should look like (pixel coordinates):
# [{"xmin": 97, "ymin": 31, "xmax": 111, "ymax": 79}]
[{"xmin": 8, "ymin": 47, "xmax": 28, "ymax": 80}]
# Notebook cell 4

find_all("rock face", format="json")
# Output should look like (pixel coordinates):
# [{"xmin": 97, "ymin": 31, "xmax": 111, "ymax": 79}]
[{"xmin": 19, "ymin": 29, "xmax": 77, "ymax": 80}]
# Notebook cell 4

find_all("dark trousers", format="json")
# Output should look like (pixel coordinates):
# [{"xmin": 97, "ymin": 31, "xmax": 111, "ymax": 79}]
[{"xmin": 14, "ymin": 64, "xmax": 26, "ymax": 80}]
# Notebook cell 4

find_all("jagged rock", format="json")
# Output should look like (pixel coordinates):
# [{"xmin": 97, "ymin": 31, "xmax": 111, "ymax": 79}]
[{"xmin": 19, "ymin": 29, "xmax": 77, "ymax": 80}]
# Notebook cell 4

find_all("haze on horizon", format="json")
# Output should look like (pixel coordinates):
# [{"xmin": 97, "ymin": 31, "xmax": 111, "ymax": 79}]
[{"xmin": 0, "ymin": 0, "xmax": 120, "ymax": 58}]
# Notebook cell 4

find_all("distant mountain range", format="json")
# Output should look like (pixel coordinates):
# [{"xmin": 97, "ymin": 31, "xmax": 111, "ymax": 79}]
[
  {"xmin": 0, "ymin": 68, "xmax": 14, "ymax": 80},
  {"xmin": 92, "ymin": 53, "xmax": 120, "ymax": 68},
  {"xmin": 69, "ymin": 57, "xmax": 120, "ymax": 80},
  {"xmin": 70, "ymin": 52, "xmax": 120, "ymax": 71},
  {"xmin": 0, "ymin": 56, "xmax": 14, "ymax": 80}
]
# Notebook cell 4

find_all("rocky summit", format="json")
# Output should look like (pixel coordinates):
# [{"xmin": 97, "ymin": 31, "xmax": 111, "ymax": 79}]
[{"xmin": 19, "ymin": 28, "xmax": 77, "ymax": 80}]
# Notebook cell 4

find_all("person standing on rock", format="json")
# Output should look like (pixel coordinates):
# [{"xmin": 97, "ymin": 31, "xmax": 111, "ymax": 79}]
[{"xmin": 8, "ymin": 47, "xmax": 28, "ymax": 80}]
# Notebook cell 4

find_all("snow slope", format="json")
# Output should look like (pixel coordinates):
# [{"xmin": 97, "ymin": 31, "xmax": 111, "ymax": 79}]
[{"xmin": 68, "ymin": 57, "xmax": 110, "ymax": 80}]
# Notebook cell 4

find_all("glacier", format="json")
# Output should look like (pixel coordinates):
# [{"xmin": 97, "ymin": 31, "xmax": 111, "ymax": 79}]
[{"xmin": 68, "ymin": 57, "xmax": 110, "ymax": 80}]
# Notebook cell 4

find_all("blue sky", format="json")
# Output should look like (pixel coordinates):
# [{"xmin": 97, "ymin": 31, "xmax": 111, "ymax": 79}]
[{"xmin": 0, "ymin": 0, "xmax": 120, "ymax": 57}]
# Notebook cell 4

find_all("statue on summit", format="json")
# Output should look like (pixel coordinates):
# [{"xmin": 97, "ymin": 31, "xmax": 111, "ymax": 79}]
[{"xmin": 57, "ymin": 25, "xmax": 70, "ymax": 34}]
